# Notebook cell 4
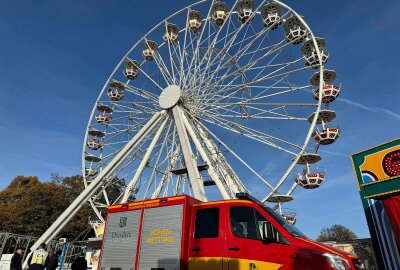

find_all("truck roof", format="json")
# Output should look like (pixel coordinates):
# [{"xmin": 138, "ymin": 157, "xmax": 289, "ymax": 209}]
[{"xmin": 107, "ymin": 194, "xmax": 255, "ymax": 213}]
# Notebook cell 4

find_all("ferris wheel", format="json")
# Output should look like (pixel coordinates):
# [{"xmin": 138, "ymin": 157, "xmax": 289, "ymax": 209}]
[{"xmin": 82, "ymin": 0, "xmax": 340, "ymax": 221}]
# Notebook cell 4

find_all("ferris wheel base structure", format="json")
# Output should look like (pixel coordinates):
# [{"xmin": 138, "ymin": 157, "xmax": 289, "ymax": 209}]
[{"xmin": 24, "ymin": 112, "xmax": 164, "ymax": 261}]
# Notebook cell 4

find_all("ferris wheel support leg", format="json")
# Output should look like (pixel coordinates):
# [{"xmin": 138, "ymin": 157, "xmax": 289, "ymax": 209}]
[
  {"xmin": 172, "ymin": 106, "xmax": 207, "ymax": 202},
  {"xmin": 102, "ymin": 190, "xmax": 110, "ymax": 205},
  {"xmin": 194, "ymin": 122, "xmax": 246, "ymax": 195},
  {"xmin": 23, "ymin": 111, "xmax": 165, "ymax": 267},
  {"xmin": 180, "ymin": 111, "xmax": 233, "ymax": 200},
  {"xmin": 88, "ymin": 199, "xmax": 105, "ymax": 222},
  {"xmin": 121, "ymin": 116, "xmax": 169, "ymax": 203},
  {"xmin": 151, "ymin": 146, "xmax": 180, "ymax": 199},
  {"xmin": 174, "ymin": 175, "xmax": 183, "ymax": 195}
]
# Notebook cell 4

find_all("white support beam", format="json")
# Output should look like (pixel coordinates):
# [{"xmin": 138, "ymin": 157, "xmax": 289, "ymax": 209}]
[
  {"xmin": 180, "ymin": 110, "xmax": 233, "ymax": 199},
  {"xmin": 172, "ymin": 106, "xmax": 207, "ymax": 201},
  {"xmin": 194, "ymin": 121, "xmax": 247, "ymax": 194},
  {"xmin": 174, "ymin": 175, "xmax": 183, "ymax": 195},
  {"xmin": 24, "ymin": 111, "xmax": 165, "ymax": 266},
  {"xmin": 151, "ymin": 146, "xmax": 180, "ymax": 199},
  {"xmin": 195, "ymin": 119, "xmax": 247, "ymax": 194},
  {"xmin": 121, "ymin": 116, "xmax": 169, "ymax": 203}
]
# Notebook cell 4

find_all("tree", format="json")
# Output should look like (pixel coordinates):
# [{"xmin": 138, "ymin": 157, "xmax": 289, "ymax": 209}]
[
  {"xmin": 0, "ymin": 175, "xmax": 95, "ymax": 240},
  {"xmin": 316, "ymin": 224, "xmax": 358, "ymax": 242}
]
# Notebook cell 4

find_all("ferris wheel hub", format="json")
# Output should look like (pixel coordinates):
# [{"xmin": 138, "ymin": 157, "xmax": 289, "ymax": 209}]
[{"xmin": 159, "ymin": 84, "xmax": 182, "ymax": 109}]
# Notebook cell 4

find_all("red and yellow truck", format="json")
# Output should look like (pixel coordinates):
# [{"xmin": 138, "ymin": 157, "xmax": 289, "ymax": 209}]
[{"xmin": 97, "ymin": 193, "xmax": 365, "ymax": 270}]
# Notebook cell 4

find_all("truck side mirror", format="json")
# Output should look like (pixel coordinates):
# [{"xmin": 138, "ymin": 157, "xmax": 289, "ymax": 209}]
[{"xmin": 262, "ymin": 221, "xmax": 277, "ymax": 243}]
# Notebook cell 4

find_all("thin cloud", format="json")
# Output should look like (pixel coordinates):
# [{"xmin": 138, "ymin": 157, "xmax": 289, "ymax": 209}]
[
  {"xmin": 318, "ymin": 149, "xmax": 348, "ymax": 158},
  {"xmin": 338, "ymin": 97, "xmax": 400, "ymax": 120},
  {"xmin": 378, "ymin": 108, "xmax": 400, "ymax": 120}
]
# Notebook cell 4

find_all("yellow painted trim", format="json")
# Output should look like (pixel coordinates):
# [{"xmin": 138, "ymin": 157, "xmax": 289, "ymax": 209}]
[
  {"xmin": 361, "ymin": 175, "xmax": 400, "ymax": 186},
  {"xmin": 108, "ymin": 205, "xmax": 121, "ymax": 209},
  {"xmin": 168, "ymin": 195, "xmax": 186, "ymax": 201},
  {"xmin": 188, "ymin": 257, "xmax": 282, "ymax": 270},
  {"xmin": 110, "ymin": 196, "xmax": 185, "ymax": 210},
  {"xmin": 144, "ymin": 199, "xmax": 160, "ymax": 204},
  {"xmin": 193, "ymin": 200, "xmax": 252, "ymax": 206},
  {"xmin": 128, "ymin": 202, "xmax": 144, "ymax": 207},
  {"xmin": 301, "ymin": 238, "xmax": 343, "ymax": 256},
  {"xmin": 365, "ymin": 188, "xmax": 400, "ymax": 199}
]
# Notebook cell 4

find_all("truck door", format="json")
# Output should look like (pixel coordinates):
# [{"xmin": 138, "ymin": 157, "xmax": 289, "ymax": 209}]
[
  {"xmin": 225, "ymin": 205, "xmax": 285, "ymax": 270},
  {"xmin": 188, "ymin": 204, "xmax": 226, "ymax": 270},
  {"xmin": 99, "ymin": 210, "xmax": 141, "ymax": 270}
]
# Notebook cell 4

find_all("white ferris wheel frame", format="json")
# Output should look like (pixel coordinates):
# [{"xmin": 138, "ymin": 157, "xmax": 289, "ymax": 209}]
[
  {"xmin": 26, "ymin": 0, "xmax": 327, "ymax": 256},
  {"xmin": 82, "ymin": 0, "xmax": 326, "ymax": 218}
]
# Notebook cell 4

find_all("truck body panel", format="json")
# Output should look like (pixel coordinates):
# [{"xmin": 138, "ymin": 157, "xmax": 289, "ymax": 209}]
[{"xmin": 98, "ymin": 195, "xmax": 361, "ymax": 270}]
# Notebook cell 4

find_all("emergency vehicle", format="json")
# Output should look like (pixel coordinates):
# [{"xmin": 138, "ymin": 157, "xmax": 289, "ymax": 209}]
[{"xmin": 97, "ymin": 193, "xmax": 365, "ymax": 270}]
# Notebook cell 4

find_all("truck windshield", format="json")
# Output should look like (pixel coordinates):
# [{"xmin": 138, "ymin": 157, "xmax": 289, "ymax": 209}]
[{"xmin": 262, "ymin": 206, "xmax": 307, "ymax": 238}]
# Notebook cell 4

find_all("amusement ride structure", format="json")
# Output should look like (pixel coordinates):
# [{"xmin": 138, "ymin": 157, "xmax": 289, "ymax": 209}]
[{"xmin": 29, "ymin": 0, "xmax": 341, "ymax": 252}]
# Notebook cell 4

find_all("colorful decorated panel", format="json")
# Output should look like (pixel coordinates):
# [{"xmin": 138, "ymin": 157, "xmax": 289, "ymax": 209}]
[{"xmin": 351, "ymin": 138, "xmax": 400, "ymax": 269}]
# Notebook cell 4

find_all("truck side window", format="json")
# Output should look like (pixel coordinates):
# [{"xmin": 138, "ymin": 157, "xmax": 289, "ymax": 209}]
[
  {"xmin": 194, "ymin": 208, "xmax": 219, "ymax": 238},
  {"xmin": 230, "ymin": 206, "xmax": 266, "ymax": 240}
]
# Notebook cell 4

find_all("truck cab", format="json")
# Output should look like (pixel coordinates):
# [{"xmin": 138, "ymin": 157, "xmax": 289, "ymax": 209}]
[{"xmin": 97, "ymin": 194, "xmax": 364, "ymax": 270}]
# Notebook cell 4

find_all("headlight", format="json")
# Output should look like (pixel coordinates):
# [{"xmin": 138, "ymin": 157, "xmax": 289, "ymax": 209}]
[{"xmin": 323, "ymin": 253, "xmax": 351, "ymax": 270}]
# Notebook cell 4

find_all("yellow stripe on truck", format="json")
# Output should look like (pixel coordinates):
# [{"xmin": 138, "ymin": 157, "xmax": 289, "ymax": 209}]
[
  {"xmin": 300, "ymin": 238, "xmax": 343, "ymax": 256},
  {"xmin": 188, "ymin": 257, "xmax": 224, "ymax": 270},
  {"xmin": 188, "ymin": 257, "xmax": 282, "ymax": 270}
]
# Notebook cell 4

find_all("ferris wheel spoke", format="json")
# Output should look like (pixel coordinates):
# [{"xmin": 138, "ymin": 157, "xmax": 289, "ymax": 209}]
[
  {"xmin": 210, "ymin": 51, "xmax": 301, "ymax": 97},
  {"xmin": 100, "ymin": 115, "xmax": 156, "ymax": 144},
  {"xmin": 210, "ymin": 114, "xmax": 308, "ymax": 120},
  {"xmin": 192, "ymin": 1, "xmax": 240, "ymax": 83},
  {"xmin": 204, "ymin": 111, "xmax": 302, "ymax": 150},
  {"xmin": 152, "ymin": 125, "xmax": 180, "ymax": 198},
  {"xmin": 207, "ymin": 105, "xmax": 309, "ymax": 121},
  {"xmin": 206, "ymin": 63, "xmax": 312, "ymax": 102},
  {"xmin": 199, "ymin": 83, "xmax": 246, "ymax": 106},
  {"xmin": 180, "ymin": 110, "xmax": 233, "ymax": 199},
  {"xmin": 103, "ymin": 140, "xmax": 130, "ymax": 147},
  {"xmin": 135, "ymin": 63, "xmax": 164, "ymax": 91},
  {"xmin": 142, "ymin": 121, "xmax": 174, "ymax": 199},
  {"xmin": 190, "ymin": 118, "xmax": 247, "ymax": 193},
  {"xmin": 178, "ymin": 9, "xmax": 191, "ymax": 87},
  {"xmin": 202, "ymin": 114, "xmax": 300, "ymax": 155},
  {"xmin": 165, "ymin": 42, "xmax": 178, "ymax": 85},
  {"xmin": 114, "ymin": 80, "xmax": 159, "ymax": 102},
  {"xmin": 121, "ymin": 115, "xmax": 170, "ymax": 203},
  {"xmin": 198, "ymin": 10, "xmax": 290, "ymax": 93},
  {"xmin": 182, "ymin": 1, "xmax": 213, "ymax": 89},
  {"xmin": 153, "ymin": 51, "xmax": 176, "ymax": 86},
  {"xmin": 197, "ymin": 19, "xmax": 293, "ymax": 93},
  {"xmin": 286, "ymin": 181, "xmax": 299, "ymax": 197},
  {"xmin": 197, "ymin": 38, "xmax": 292, "ymax": 97},
  {"xmin": 206, "ymin": 102, "xmax": 318, "ymax": 108},
  {"xmin": 183, "ymin": 0, "xmax": 228, "ymax": 84},
  {"xmin": 250, "ymin": 65, "xmax": 313, "ymax": 86},
  {"xmin": 181, "ymin": 32, "xmax": 200, "ymax": 81},
  {"xmin": 204, "ymin": 90, "xmax": 317, "ymax": 112},
  {"xmin": 187, "ymin": 112, "xmax": 275, "ymax": 191}
]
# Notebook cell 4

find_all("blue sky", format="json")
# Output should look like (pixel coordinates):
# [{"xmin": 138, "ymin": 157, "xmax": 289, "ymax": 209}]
[{"xmin": 0, "ymin": 0, "xmax": 399, "ymax": 239}]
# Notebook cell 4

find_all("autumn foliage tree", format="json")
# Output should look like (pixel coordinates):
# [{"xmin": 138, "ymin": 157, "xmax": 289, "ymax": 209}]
[
  {"xmin": 316, "ymin": 224, "xmax": 358, "ymax": 242},
  {"xmin": 0, "ymin": 175, "xmax": 94, "ymax": 240}
]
